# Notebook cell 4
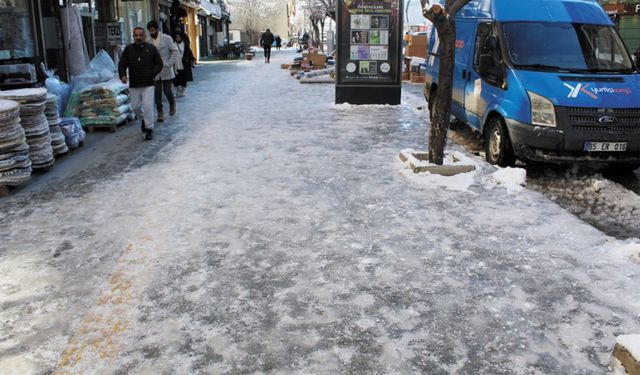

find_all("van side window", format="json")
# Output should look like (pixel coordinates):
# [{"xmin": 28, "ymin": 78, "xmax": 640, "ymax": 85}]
[{"xmin": 474, "ymin": 23, "xmax": 503, "ymax": 86}]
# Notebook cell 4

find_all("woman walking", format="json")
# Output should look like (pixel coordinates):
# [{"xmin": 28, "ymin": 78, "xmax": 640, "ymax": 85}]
[{"xmin": 173, "ymin": 32, "xmax": 195, "ymax": 97}]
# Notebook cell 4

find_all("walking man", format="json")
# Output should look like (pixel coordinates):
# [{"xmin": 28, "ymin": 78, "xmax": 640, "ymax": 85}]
[
  {"xmin": 118, "ymin": 27, "xmax": 163, "ymax": 141},
  {"xmin": 260, "ymin": 28, "xmax": 275, "ymax": 63},
  {"xmin": 147, "ymin": 20, "xmax": 179, "ymax": 122}
]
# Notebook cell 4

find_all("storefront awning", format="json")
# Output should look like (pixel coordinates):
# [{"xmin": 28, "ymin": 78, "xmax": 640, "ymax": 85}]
[{"xmin": 199, "ymin": 1, "xmax": 222, "ymax": 19}]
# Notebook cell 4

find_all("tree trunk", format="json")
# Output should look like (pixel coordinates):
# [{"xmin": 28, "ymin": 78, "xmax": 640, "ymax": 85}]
[
  {"xmin": 429, "ymin": 22, "xmax": 455, "ymax": 165},
  {"xmin": 422, "ymin": 0, "xmax": 471, "ymax": 165},
  {"xmin": 320, "ymin": 20, "xmax": 325, "ymax": 52}
]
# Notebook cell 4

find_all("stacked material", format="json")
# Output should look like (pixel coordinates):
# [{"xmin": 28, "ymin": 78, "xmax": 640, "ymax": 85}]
[
  {"xmin": 0, "ymin": 100, "xmax": 31, "ymax": 187},
  {"xmin": 0, "ymin": 88, "xmax": 55, "ymax": 170},
  {"xmin": 60, "ymin": 118, "xmax": 86, "ymax": 149},
  {"xmin": 46, "ymin": 94, "xmax": 69, "ymax": 156},
  {"xmin": 79, "ymin": 80, "xmax": 131, "ymax": 129}
]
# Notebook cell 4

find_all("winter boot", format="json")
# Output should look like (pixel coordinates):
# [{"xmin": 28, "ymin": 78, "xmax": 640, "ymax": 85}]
[
  {"xmin": 145, "ymin": 129, "xmax": 154, "ymax": 141},
  {"xmin": 170, "ymin": 104, "xmax": 176, "ymax": 116},
  {"xmin": 141, "ymin": 119, "xmax": 146, "ymax": 133},
  {"xmin": 157, "ymin": 111, "xmax": 164, "ymax": 123}
]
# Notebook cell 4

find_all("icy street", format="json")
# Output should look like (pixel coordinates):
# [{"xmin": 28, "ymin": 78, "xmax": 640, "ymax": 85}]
[{"xmin": 1, "ymin": 51, "xmax": 640, "ymax": 374}]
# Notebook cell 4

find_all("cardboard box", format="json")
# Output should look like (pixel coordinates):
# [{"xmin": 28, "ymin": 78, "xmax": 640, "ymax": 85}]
[
  {"xmin": 281, "ymin": 64, "xmax": 292, "ymax": 69},
  {"xmin": 402, "ymin": 71, "xmax": 410, "ymax": 81},
  {"xmin": 405, "ymin": 44, "xmax": 428, "ymax": 58},
  {"xmin": 308, "ymin": 53, "xmax": 327, "ymax": 67},
  {"xmin": 411, "ymin": 73, "xmax": 426, "ymax": 84},
  {"xmin": 409, "ymin": 35, "xmax": 428, "ymax": 46}
]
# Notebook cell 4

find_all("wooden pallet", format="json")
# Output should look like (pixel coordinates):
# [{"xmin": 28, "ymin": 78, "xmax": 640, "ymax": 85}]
[{"xmin": 84, "ymin": 118, "xmax": 130, "ymax": 133}]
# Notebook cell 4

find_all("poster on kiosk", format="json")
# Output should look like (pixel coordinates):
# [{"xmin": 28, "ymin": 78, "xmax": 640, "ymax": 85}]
[{"xmin": 336, "ymin": 0, "xmax": 403, "ymax": 105}]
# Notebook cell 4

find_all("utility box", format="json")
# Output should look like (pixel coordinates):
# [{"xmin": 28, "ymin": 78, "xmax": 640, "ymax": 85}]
[{"xmin": 336, "ymin": 0, "xmax": 403, "ymax": 105}]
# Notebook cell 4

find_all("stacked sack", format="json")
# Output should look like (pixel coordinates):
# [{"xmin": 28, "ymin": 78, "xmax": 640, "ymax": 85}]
[
  {"xmin": 60, "ymin": 118, "xmax": 86, "ymax": 149},
  {"xmin": 46, "ymin": 94, "xmax": 69, "ymax": 156},
  {"xmin": 0, "ymin": 100, "xmax": 31, "ymax": 187},
  {"xmin": 0, "ymin": 88, "xmax": 55, "ymax": 170},
  {"xmin": 79, "ymin": 80, "xmax": 131, "ymax": 128}
]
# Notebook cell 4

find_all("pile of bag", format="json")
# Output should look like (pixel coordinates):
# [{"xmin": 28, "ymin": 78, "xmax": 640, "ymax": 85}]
[
  {"xmin": 46, "ymin": 94, "xmax": 69, "ymax": 156},
  {"xmin": 59, "ymin": 118, "xmax": 86, "ymax": 149},
  {"xmin": 0, "ymin": 88, "xmax": 55, "ymax": 170},
  {"xmin": 79, "ymin": 80, "xmax": 131, "ymax": 128},
  {"xmin": 64, "ymin": 50, "xmax": 117, "ymax": 118},
  {"xmin": 0, "ymin": 99, "xmax": 31, "ymax": 187}
]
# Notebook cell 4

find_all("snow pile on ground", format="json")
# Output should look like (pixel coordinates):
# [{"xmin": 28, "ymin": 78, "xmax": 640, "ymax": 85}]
[
  {"xmin": 397, "ymin": 149, "xmax": 478, "ymax": 192},
  {"xmin": 528, "ymin": 170, "xmax": 640, "ymax": 240},
  {"xmin": 489, "ymin": 167, "xmax": 527, "ymax": 194},
  {"xmin": 334, "ymin": 103, "xmax": 398, "ymax": 109},
  {"xmin": 618, "ymin": 335, "xmax": 640, "ymax": 361},
  {"xmin": 610, "ymin": 334, "xmax": 640, "ymax": 375},
  {"xmin": 612, "ymin": 241, "xmax": 640, "ymax": 263}
]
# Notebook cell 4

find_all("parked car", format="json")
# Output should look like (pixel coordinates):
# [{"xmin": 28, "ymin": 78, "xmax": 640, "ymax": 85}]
[{"xmin": 424, "ymin": 0, "xmax": 640, "ymax": 171}]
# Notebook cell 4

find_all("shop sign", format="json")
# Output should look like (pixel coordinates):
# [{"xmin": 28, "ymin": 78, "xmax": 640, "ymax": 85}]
[{"xmin": 107, "ymin": 22, "xmax": 124, "ymax": 45}]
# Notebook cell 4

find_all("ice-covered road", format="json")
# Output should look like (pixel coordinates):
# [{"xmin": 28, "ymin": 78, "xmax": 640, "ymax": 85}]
[{"xmin": 1, "ymin": 51, "xmax": 639, "ymax": 374}]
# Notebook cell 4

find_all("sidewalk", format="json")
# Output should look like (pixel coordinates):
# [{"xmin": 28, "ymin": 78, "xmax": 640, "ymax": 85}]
[{"xmin": 0, "ymin": 50, "xmax": 639, "ymax": 374}]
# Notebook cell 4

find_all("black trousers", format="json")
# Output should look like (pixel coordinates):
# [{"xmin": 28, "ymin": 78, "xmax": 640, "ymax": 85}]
[
  {"xmin": 264, "ymin": 46, "xmax": 272, "ymax": 62},
  {"xmin": 155, "ymin": 80, "xmax": 175, "ymax": 112}
]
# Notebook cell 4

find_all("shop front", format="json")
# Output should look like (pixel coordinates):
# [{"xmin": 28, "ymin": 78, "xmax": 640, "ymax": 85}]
[
  {"xmin": 199, "ymin": 0, "xmax": 224, "ymax": 57},
  {"xmin": 1, "ymin": 0, "xmax": 49, "ymax": 88},
  {"xmin": 601, "ymin": 0, "xmax": 640, "ymax": 53}
]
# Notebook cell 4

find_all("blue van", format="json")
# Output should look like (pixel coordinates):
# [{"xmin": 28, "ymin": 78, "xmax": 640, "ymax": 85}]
[{"xmin": 424, "ymin": 0, "xmax": 640, "ymax": 169}]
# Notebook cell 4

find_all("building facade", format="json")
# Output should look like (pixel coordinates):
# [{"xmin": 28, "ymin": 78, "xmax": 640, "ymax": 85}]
[
  {"xmin": 600, "ymin": 0, "xmax": 640, "ymax": 52},
  {"xmin": 0, "ymin": 0, "xmax": 231, "ymax": 88}
]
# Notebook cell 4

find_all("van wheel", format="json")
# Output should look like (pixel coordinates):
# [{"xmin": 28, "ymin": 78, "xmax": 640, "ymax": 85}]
[{"xmin": 484, "ymin": 116, "xmax": 516, "ymax": 167}]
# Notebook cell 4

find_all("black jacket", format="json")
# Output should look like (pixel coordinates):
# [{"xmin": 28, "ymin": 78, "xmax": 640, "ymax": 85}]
[
  {"xmin": 260, "ymin": 31, "xmax": 275, "ymax": 48},
  {"xmin": 118, "ymin": 42, "xmax": 163, "ymax": 88}
]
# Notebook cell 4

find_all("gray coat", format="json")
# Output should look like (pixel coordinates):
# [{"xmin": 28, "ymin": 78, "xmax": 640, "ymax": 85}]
[{"xmin": 151, "ymin": 33, "xmax": 179, "ymax": 81}]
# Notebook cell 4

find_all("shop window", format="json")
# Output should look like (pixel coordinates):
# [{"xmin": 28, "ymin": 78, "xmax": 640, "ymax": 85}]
[
  {"xmin": 118, "ymin": 0, "xmax": 151, "ymax": 44},
  {"xmin": 0, "ymin": 0, "xmax": 36, "ymax": 58}
]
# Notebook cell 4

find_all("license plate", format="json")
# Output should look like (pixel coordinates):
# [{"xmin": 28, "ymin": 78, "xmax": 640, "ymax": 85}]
[{"xmin": 583, "ymin": 142, "xmax": 627, "ymax": 152}]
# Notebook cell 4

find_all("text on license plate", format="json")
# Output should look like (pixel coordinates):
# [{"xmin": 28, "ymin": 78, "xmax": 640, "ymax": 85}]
[{"xmin": 584, "ymin": 142, "xmax": 627, "ymax": 152}]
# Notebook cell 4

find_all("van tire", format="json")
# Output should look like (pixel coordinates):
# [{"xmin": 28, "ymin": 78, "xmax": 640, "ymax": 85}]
[{"xmin": 484, "ymin": 116, "xmax": 516, "ymax": 167}]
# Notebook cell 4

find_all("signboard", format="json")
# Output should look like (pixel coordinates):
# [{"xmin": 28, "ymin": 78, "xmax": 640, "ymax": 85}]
[
  {"xmin": 106, "ymin": 22, "xmax": 124, "ymax": 46},
  {"xmin": 336, "ymin": 0, "xmax": 403, "ymax": 104}
]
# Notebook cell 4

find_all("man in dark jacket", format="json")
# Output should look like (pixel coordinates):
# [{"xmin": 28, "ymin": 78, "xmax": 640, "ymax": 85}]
[
  {"xmin": 260, "ymin": 29, "xmax": 275, "ymax": 63},
  {"xmin": 119, "ymin": 27, "xmax": 163, "ymax": 140}
]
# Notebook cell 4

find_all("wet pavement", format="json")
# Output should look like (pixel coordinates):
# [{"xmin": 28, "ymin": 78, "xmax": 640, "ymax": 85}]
[{"xmin": 1, "ymin": 51, "xmax": 639, "ymax": 374}]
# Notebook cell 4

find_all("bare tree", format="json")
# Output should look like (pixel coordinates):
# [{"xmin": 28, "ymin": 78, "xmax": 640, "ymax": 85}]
[
  {"xmin": 421, "ymin": 0, "xmax": 471, "ymax": 165},
  {"xmin": 228, "ymin": 0, "xmax": 280, "ymax": 44},
  {"xmin": 303, "ymin": 0, "xmax": 336, "ymax": 51}
]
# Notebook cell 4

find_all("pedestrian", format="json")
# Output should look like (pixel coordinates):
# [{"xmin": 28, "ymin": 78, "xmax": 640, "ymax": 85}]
[
  {"xmin": 259, "ymin": 28, "xmax": 275, "ymax": 63},
  {"xmin": 275, "ymin": 35, "xmax": 282, "ymax": 51},
  {"xmin": 118, "ymin": 27, "xmax": 163, "ymax": 141},
  {"xmin": 147, "ymin": 20, "xmax": 179, "ymax": 122},
  {"xmin": 175, "ymin": 25, "xmax": 190, "ymax": 46},
  {"xmin": 635, "ymin": 46, "xmax": 640, "ymax": 65},
  {"xmin": 173, "ymin": 31, "xmax": 195, "ymax": 98}
]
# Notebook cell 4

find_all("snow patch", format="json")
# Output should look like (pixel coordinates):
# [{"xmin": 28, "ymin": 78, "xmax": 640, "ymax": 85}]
[
  {"xmin": 490, "ymin": 167, "xmax": 527, "ymax": 194},
  {"xmin": 334, "ymin": 103, "xmax": 398, "ymax": 109},
  {"xmin": 396, "ymin": 149, "xmax": 478, "ymax": 192},
  {"xmin": 613, "ymin": 241, "xmax": 640, "ymax": 263},
  {"xmin": 617, "ymin": 334, "xmax": 640, "ymax": 362},
  {"xmin": 609, "ymin": 357, "xmax": 628, "ymax": 375}
]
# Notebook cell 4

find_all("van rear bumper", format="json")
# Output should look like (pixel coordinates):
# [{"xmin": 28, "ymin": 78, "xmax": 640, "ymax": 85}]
[{"xmin": 506, "ymin": 118, "xmax": 640, "ymax": 164}]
